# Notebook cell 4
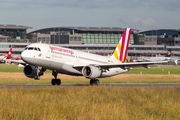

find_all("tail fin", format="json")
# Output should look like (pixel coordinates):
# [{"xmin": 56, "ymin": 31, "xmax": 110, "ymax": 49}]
[
  {"xmin": 165, "ymin": 49, "xmax": 171, "ymax": 57},
  {"xmin": 175, "ymin": 59, "xmax": 178, "ymax": 65},
  {"xmin": 4, "ymin": 48, "xmax": 12, "ymax": 59},
  {"xmin": 111, "ymin": 28, "xmax": 131, "ymax": 62}
]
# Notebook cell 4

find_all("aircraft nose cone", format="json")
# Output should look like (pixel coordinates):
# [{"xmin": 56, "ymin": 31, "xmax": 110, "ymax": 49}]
[{"xmin": 21, "ymin": 51, "xmax": 29, "ymax": 62}]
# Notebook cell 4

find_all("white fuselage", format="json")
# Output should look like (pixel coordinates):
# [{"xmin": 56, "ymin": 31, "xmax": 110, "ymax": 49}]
[
  {"xmin": 145, "ymin": 57, "xmax": 171, "ymax": 62},
  {"xmin": 21, "ymin": 43, "xmax": 128, "ymax": 78}
]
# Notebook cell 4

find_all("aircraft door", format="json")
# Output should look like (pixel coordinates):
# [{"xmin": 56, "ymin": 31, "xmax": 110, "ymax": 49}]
[
  {"xmin": 76, "ymin": 55, "xmax": 80, "ymax": 64},
  {"xmin": 46, "ymin": 48, "xmax": 51, "ymax": 59}
]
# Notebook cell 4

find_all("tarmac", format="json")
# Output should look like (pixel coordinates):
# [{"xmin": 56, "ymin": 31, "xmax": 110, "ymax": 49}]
[{"xmin": 1, "ymin": 83, "xmax": 180, "ymax": 88}]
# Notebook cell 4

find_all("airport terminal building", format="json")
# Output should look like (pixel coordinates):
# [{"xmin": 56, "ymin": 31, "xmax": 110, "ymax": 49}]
[
  {"xmin": 27, "ymin": 27, "xmax": 180, "ymax": 57},
  {"xmin": 0, "ymin": 24, "xmax": 32, "ymax": 43},
  {"xmin": 134, "ymin": 29, "xmax": 180, "ymax": 46},
  {"xmin": 27, "ymin": 27, "xmax": 137, "ymax": 45}
]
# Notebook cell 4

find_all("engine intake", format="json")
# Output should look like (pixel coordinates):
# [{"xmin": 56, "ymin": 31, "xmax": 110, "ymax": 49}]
[
  {"xmin": 23, "ymin": 65, "xmax": 37, "ymax": 78},
  {"xmin": 82, "ymin": 65, "xmax": 102, "ymax": 79}
]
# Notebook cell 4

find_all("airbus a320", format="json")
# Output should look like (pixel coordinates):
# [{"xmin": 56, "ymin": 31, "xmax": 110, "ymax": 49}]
[{"xmin": 7, "ymin": 28, "xmax": 166, "ymax": 85}]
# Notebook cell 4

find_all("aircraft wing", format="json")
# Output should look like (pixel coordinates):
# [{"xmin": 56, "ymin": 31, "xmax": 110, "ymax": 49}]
[
  {"xmin": 5, "ymin": 59, "xmax": 26, "ymax": 66},
  {"xmin": 73, "ymin": 61, "xmax": 167, "ymax": 69}
]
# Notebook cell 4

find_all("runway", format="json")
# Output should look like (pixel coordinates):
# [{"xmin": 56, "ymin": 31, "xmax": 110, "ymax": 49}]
[{"xmin": 1, "ymin": 83, "xmax": 180, "ymax": 88}]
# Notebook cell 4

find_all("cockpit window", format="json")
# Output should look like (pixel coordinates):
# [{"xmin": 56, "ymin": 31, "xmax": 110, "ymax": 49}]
[
  {"xmin": 38, "ymin": 48, "xmax": 41, "ymax": 51},
  {"xmin": 24, "ymin": 47, "xmax": 28, "ymax": 50},
  {"xmin": 28, "ymin": 47, "xmax": 34, "ymax": 50},
  {"xmin": 25, "ymin": 47, "xmax": 41, "ymax": 51},
  {"xmin": 34, "ymin": 48, "xmax": 38, "ymax": 51}
]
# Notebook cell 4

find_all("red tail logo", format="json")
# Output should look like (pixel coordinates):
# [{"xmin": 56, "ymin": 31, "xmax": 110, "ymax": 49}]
[{"xmin": 3, "ymin": 48, "xmax": 12, "ymax": 60}]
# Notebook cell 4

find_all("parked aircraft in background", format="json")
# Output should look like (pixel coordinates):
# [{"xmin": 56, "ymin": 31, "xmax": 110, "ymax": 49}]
[
  {"xmin": 137, "ymin": 49, "xmax": 178, "ymax": 65},
  {"xmin": 144, "ymin": 49, "xmax": 172, "ymax": 62},
  {"xmin": 6, "ymin": 28, "xmax": 166, "ymax": 85},
  {"xmin": 0, "ymin": 48, "xmax": 12, "ymax": 62}
]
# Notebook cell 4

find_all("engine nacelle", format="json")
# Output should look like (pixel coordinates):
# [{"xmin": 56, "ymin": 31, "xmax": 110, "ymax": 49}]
[
  {"xmin": 82, "ymin": 65, "xmax": 102, "ymax": 79},
  {"xmin": 23, "ymin": 65, "xmax": 37, "ymax": 78}
]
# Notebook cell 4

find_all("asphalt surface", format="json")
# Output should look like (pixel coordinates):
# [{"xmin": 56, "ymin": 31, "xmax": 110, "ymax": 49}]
[{"xmin": 1, "ymin": 83, "xmax": 180, "ymax": 88}]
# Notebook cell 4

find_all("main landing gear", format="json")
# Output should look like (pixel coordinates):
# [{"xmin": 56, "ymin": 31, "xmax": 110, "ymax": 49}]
[
  {"xmin": 90, "ymin": 79, "xmax": 100, "ymax": 86},
  {"xmin": 51, "ymin": 70, "xmax": 61, "ymax": 85}
]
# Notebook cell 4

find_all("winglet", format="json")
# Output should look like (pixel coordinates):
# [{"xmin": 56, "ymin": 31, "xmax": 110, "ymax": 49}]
[{"xmin": 111, "ymin": 28, "xmax": 131, "ymax": 62}]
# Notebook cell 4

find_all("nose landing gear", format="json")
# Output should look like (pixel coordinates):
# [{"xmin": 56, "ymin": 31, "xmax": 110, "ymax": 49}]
[{"xmin": 34, "ymin": 66, "xmax": 46, "ymax": 80}]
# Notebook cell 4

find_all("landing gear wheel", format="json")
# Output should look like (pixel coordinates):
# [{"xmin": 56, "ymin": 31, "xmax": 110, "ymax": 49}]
[
  {"xmin": 34, "ymin": 76, "xmax": 40, "ymax": 80},
  {"xmin": 51, "ymin": 70, "xmax": 61, "ymax": 85},
  {"xmin": 51, "ymin": 79, "xmax": 61, "ymax": 85},
  {"xmin": 90, "ymin": 79, "xmax": 100, "ymax": 86},
  {"xmin": 51, "ymin": 79, "xmax": 56, "ymax": 85},
  {"xmin": 56, "ymin": 79, "xmax": 61, "ymax": 85},
  {"xmin": 90, "ymin": 79, "xmax": 94, "ymax": 85},
  {"xmin": 94, "ymin": 79, "xmax": 100, "ymax": 86}
]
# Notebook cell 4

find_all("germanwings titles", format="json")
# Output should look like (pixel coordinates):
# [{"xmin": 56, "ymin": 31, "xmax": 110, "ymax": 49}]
[
  {"xmin": 49, "ymin": 46, "xmax": 74, "ymax": 55},
  {"xmin": 8, "ymin": 28, "xmax": 166, "ymax": 85}
]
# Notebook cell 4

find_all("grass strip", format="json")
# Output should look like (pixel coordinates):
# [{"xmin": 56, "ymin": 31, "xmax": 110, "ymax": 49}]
[{"xmin": 0, "ymin": 86, "xmax": 180, "ymax": 120}]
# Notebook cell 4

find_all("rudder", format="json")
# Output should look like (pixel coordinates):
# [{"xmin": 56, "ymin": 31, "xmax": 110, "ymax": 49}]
[
  {"xmin": 111, "ymin": 28, "xmax": 131, "ymax": 62},
  {"xmin": 6, "ymin": 48, "xmax": 12, "ymax": 59}
]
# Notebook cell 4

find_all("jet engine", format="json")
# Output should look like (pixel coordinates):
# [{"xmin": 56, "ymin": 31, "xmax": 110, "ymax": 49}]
[
  {"xmin": 82, "ymin": 65, "xmax": 102, "ymax": 79},
  {"xmin": 23, "ymin": 65, "xmax": 46, "ymax": 78},
  {"xmin": 23, "ymin": 65, "xmax": 37, "ymax": 78}
]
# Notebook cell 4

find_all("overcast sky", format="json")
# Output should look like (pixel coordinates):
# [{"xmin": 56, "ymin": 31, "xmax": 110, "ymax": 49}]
[{"xmin": 0, "ymin": 0, "xmax": 179, "ymax": 32}]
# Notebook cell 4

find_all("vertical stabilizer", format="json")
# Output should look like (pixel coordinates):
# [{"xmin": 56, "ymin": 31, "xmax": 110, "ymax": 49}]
[
  {"xmin": 111, "ymin": 28, "xmax": 131, "ymax": 62},
  {"xmin": 4, "ymin": 48, "xmax": 12, "ymax": 59},
  {"xmin": 165, "ymin": 49, "xmax": 171, "ymax": 57}
]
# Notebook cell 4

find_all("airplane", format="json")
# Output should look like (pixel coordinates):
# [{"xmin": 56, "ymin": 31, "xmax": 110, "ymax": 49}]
[
  {"xmin": 140, "ymin": 49, "xmax": 179, "ymax": 65},
  {"xmin": 0, "ymin": 48, "xmax": 12, "ymax": 62},
  {"xmin": 6, "ymin": 28, "xmax": 166, "ymax": 85},
  {"xmin": 144, "ymin": 49, "xmax": 172, "ymax": 62}
]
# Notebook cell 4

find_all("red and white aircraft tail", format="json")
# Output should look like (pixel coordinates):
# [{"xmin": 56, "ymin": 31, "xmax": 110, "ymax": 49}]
[
  {"xmin": 111, "ymin": 28, "xmax": 131, "ymax": 63},
  {"xmin": 3, "ymin": 48, "xmax": 12, "ymax": 60}
]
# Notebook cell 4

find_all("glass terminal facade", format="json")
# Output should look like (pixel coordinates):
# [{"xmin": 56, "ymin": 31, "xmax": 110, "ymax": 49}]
[
  {"xmin": 74, "ymin": 30, "xmax": 134, "ymax": 44},
  {"xmin": 0, "ymin": 25, "xmax": 32, "ymax": 43},
  {"xmin": 137, "ymin": 29, "xmax": 180, "ymax": 46},
  {"xmin": 139, "ymin": 29, "xmax": 180, "ymax": 38},
  {"xmin": 0, "ymin": 29, "xmax": 26, "ymax": 39}
]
